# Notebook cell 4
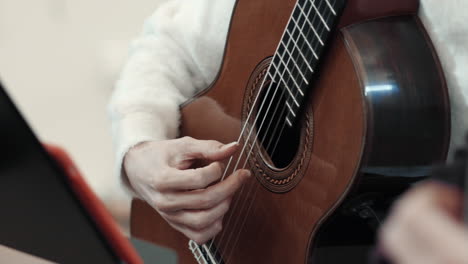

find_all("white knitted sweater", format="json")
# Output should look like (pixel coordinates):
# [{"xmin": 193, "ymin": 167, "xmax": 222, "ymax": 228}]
[{"xmin": 109, "ymin": 0, "xmax": 468, "ymax": 188}]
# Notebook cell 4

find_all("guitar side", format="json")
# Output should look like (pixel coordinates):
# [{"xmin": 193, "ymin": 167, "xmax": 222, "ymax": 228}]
[{"xmin": 131, "ymin": 0, "xmax": 449, "ymax": 263}]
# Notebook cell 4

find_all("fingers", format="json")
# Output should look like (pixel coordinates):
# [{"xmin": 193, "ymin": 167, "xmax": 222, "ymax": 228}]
[
  {"xmin": 152, "ymin": 169, "xmax": 251, "ymax": 212},
  {"xmin": 414, "ymin": 181, "xmax": 463, "ymax": 217},
  {"xmin": 125, "ymin": 137, "xmax": 251, "ymax": 245},
  {"xmin": 379, "ymin": 182, "xmax": 468, "ymax": 264},
  {"xmin": 379, "ymin": 205, "xmax": 429, "ymax": 264},
  {"xmin": 152, "ymin": 162, "xmax": 224, "ymax": 191},
  {"xmin": 179, "ymin": 136, "xmax": 239, "ymax": 162},
  {"xmin": 162, "ymin": 198, "xmax": 231, "ymax": 231},
  {"xmin": 381, "ymin": 202, "xmax": 468, "ymax": 264}
]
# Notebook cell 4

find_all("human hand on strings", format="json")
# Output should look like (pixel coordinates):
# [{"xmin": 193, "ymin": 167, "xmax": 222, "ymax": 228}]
[
  {"xmin": 378, "ymin": 181, "xmax": 468, "ymax": 264},
  {"xmin": 124, "ymin": 136, "xmax": 251, "ymax": 244}
]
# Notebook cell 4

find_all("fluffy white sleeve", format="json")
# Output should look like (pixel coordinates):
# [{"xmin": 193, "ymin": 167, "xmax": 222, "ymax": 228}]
[
  {"xmin": 419, "ymin": 0, "xmax": 468, "ymax": 156},
  {"xmin": 108, "ymin": 0, "xmax": 234, "ymax": 191}
]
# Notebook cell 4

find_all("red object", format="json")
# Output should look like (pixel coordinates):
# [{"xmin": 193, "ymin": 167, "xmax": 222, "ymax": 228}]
[{"xmin": 44, "ymin": 144, "xmax": 143, "ymax": 264}]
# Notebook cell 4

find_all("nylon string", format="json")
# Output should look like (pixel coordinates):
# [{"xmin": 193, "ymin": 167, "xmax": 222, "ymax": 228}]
[
  {"xmin": 201, "ymin": 0, "xmax": 338, "ymax": 261},
  {"xmin": 220, "ymin": 2, "xmax": 336, "ymax": 262},
  {"xmin": 218, "ymin": 0, "xmax": 336, "ymax": 260}
]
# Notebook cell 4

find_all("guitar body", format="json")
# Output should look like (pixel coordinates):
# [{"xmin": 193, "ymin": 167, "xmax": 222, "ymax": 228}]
[{"xmin": 131, "ymin": 0, "xmax": 450, "ymax": 263}]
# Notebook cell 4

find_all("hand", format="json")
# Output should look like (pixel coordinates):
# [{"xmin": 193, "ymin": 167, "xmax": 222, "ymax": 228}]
[
  {"xmin": 124, "ymin": 136, "xmax": 251, "ymax": 244},
  {"xmin": 379, "ymin": 181, "xmax": 468, "ymax": 264}
]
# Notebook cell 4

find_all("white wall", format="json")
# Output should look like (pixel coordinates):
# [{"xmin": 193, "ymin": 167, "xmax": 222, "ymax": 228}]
[{"xmin": 0, "ymin": 0, "xmax": 167, "ymax": 230}]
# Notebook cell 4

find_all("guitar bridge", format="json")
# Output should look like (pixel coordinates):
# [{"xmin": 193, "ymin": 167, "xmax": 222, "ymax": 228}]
[{"xmin": 189, "ymin": 240, "xmax": 223, "ymax": 264}]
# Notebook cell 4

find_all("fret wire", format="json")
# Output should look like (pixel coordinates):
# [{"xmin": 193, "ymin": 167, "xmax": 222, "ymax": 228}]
[
  {"xmin": 267, "ymin": 6, "xmax": 306, "ymax": 98},
  {"xmin": 268, "ymin": 70, "xmax": 299, "ymax": 106},
  {"xmin": 268, "ymin": 3, "xmax": 313, "ymax": 98},
  {"xmin": 267, "ymin": 0, "xmax": 338, "ymax": 117},
  {"xmin": 296, "ymin": 0, "xmax": 331, "ymax": 66},
  {"xmin": 318, "ymin": 0, "xmax": 335, "ymax": 25},
  {"xmin": 270, "ymin": 51, "xmax": 291, "ymax": 86},
  {"xmin": 310, "ymin": 1, "xmax": 328, "ymax": 40},
  {"xmin": 297, "ymin": 1, "xmax": 324, "ymax": 45},
  {"xmin": 324, "ymin": 0, "xmax": 337, "ymax": 15},
  {"xmin": 282, "ymin": 4, "xmax": 317, "ymax": 74},
  {"xmin": 273, "ymin": 0, "xmax": 336, "ymax": 153},
  {"xmin": 267, "ymin": 71, "xmax": 300, "ymax": 107},
  {"xmin": 290, "ymin": 15, "xmax": 319, "ymax": 59},
  {"xmin": 281, "ymin": 35, "xmax": 314, "ymax": 74},
  {"xmin": 270, "ymin": 0, "xmax": 325, "ymax": 109},
  {"xmin": 272, "ymin": 54, "xmax": 305, "ymax": 96},
  {"xmin": 272, "ymin": 0, "xmax": 325, "ymax": 87},
  {"xmin": 300, "ymin": 0, "xmax": 327, "ymax": 49},
  {"xmin": 312, "ymin": 0, "xmax": 331, "ymax": 25},
  {"xmin": 269, "ymin": 50, "xmax": 291, "ymax": 86},
  {"xmin": 285, "ymin": 117, "xmax": 293, "ymax": 127},
  {"xmin": 311, "ymin": 0, "xmax": 330, "ymax": 31},
  {"xmin": 277, "ymin": 54, "xmax": 305, "ymax": 96},
  {"xmin": 297, "ymin": 0, "xmax": 329, "ymax": 71},
  {"xmin": 275, "ymin": 0, "xmax": 330, "ymax": 90},
  {"xmin": 280, "ymin": 38, "xmax": 310, "ymax": 83},
  {"xmin": 285, "ymin": 101, "xmax": 296, "ymax": 117}
]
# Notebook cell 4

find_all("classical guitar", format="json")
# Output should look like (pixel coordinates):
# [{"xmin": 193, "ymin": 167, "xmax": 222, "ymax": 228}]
[{"xmin": 131, "ymin": 0, "xmax": 451, "ymax": 263}]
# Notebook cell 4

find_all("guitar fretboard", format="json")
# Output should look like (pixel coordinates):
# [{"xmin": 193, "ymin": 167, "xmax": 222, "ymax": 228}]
[{"xmin": 267, "ymin": 0, "xmax": 346, "ymax": 126}]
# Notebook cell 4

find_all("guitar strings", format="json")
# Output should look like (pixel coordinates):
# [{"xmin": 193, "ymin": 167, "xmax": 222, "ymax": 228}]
[
  {"xmin": 218, "ymin": 0, "xmax": 324, "ymax": 255},
  {"xmin": 223, "ymin": 6, "xmax": 335, "ymax": 263},
  {"xmin": 204, "ymin": 0, "xmax": 309, "ymax": 256},
  {"xmin": 268, "ymin": 0, "xmax": 335, "ymax": 161},
  {"xmin": 203, "ymin": 0, "xmax": 306, "ymax": 254},
  {"xmin": 209, "ymin": 0, "xmax": 321, "ymax": 254},
  {"xmin": 263, "ymin": 0, "xmax": 331, "ymax": 158},
  {"xmin": 217, "ymin": 0, "xmax": 331, "ymax": 258},
  {"xmin": 203, "ymin": 0, "xmax": 335, "ymax": 259},
  {"xmin": 218, "ymin": 0, "xmax": 336, "ymax": 261},
  {"xmin": 200, "ymin": 0, "xmax": 335, "ymax": 257},
  {"xmin": 221, "ymin": 4, "xmax": 335, "ymax": 262}
]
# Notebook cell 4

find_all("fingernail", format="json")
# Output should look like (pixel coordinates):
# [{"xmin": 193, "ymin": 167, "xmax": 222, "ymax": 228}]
[
  {"xmin": 220, "ymin": 141, "xmax": 238, "ymax": 150},
  {"xmin": 244, "ymin": 170, "xmax": 252, "ymax": 178}
]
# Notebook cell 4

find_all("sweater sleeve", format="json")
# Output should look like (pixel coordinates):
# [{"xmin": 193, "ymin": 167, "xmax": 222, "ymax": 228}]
[
  {"xmin": 419, "ymin": 0, "xmax": 468, "ymax": 156},
  {"xmin": 108, "ymin": 0, "xmax": 234, "ymax": 193}
]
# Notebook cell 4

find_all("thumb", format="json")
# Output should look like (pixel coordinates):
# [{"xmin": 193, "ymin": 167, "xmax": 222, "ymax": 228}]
[{"xmin": 184, "ymin": 139, "xmax": 239, "ymax": 161}]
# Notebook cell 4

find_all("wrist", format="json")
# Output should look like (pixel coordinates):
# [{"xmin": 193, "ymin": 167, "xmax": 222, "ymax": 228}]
[{"xmin": 121, "ymin": 141, "xmax": 152, "ymax": 198}]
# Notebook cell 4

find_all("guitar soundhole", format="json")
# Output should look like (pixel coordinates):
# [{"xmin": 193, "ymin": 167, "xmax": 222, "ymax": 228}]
[
  {"xmin": 255, "ymin": 81, "xmax": 301, "ymax": 169},
  {"xmin": 243, "ymin": 57, "xmax": 312, "ymax": 192}
]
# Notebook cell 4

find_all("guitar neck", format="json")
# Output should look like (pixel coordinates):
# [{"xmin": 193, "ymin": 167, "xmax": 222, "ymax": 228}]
[{"xmin": 268, "ymin": 0, "xmax": 346, "ymax": 126}]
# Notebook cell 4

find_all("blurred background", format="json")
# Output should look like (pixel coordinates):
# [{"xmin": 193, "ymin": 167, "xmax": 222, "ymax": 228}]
[{"xmin": 0, "ymin": 0, "xmax": 168, "ymax": 233}]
